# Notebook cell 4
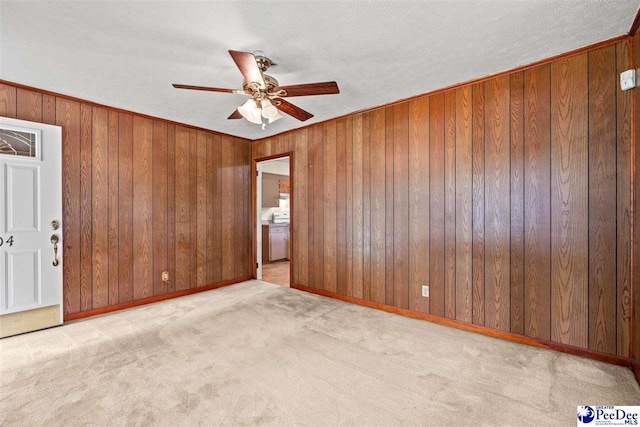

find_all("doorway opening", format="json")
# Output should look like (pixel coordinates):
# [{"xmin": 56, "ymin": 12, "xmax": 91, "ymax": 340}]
[{"xmin": 256, "ymin": 155, "xmax": 291, "ymax": 287}]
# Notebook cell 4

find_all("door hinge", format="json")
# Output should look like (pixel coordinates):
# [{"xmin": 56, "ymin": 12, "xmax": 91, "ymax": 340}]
[
  {"xmin": 256, "ymin": 170, "xmax": 259, "ymax": 177},
  {"xmin": 256, "ymin": 262, "xmax": 259, "ymax": 268}
]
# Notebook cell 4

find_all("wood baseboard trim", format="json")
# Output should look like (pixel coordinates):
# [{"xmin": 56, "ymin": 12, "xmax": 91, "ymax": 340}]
[
  {"xmin": 291, "ymin": 284, "xmax": 633, "ymax": 369},
  {"xmin": 64, "ymin": 277, "xmax": 251, "ymax": 321}
]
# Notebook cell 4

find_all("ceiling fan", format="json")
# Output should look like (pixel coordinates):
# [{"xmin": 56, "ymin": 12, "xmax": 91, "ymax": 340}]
[{"xmin": 173, "ymin": 50, "xmax": 340, "ymax": 130}]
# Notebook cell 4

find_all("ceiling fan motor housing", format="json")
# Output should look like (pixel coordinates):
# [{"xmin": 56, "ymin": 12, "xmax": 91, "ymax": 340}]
[{"xmin": 242, "ymin": 74, "xmax": 280, "ymax": 98}]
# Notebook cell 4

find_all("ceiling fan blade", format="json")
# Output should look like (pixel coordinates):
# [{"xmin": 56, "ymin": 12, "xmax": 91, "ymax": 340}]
[
  {"xmin": 274, "ymin": 98, "xmax": 314, "ymax": 121},
  {"xmin": 172, "ymin": 84, "xmax": 235, "ymax": 93},
  {"xmin": 228, "ymin": 109, "xmax": 243, "ymax": 119},
  {"xmin": 228, "ymin": 50, "xmax": 265, "ymax": 88},
  {"xmin": 274, "ymin": 81, "xmax": 340, "ymax": 97}
]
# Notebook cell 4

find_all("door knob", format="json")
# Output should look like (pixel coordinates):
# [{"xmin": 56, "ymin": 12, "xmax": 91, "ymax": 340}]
[{"xmin": 51, "ymin": 234, "xmax": 59, "ymax": 266}]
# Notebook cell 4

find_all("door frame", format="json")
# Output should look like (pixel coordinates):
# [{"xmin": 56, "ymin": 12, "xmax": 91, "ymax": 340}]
[{"xmin": 252, "ymin": 152, "xmax": 293, "ymax": 284}]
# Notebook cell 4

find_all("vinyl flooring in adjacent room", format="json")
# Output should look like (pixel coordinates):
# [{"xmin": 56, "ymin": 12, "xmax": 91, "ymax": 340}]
[
  {"xmin": 261, "ymin": 260, "xmax": 290, "ymax": 286},
  {"xmin": 1, "ymin": 280, "xmax": 638, "ymax": 426}
]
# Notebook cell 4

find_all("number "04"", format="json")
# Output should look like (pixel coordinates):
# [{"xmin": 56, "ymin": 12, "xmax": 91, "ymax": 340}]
[{"xmin": 0, "ymin": 236, "xmax": 15, "ymax": 247}]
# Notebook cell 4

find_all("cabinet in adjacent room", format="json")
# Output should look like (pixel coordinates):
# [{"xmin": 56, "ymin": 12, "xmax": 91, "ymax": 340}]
[
  {"xmin": 262, "ymin": 224, "xmax": 290, "ymax": 262},
  {"xmin": 262, "ymin": 173, "xmax": 289, "ymax": 208}
]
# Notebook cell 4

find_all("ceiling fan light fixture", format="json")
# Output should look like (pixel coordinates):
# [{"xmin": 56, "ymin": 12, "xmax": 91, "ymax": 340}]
[
  {"xmin": 260, "ymin": 99, "xmax": 280, "ymax": 121},
  {"xmin": 238, "ymin": 99, "xmax": 262, "ymax": 124},
  {"xmin": 268, "ymin": 111, "xmax": 283, "ymax": 124}
]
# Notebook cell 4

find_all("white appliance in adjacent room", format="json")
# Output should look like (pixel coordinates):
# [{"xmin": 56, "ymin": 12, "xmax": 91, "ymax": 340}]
[{"xmin": 272, "ymin": 212, "xmax": 290, "ymax": 224}]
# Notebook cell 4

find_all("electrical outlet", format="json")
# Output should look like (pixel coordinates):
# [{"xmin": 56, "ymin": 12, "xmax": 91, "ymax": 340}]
[
  {"xmin": 421, "ymin": 285, "xmax": 429, "ymax": 298},
  {"xmin": 621, "ymin": 69, "xmax": 637, "ymax": 91},
  {"xmin": 162, "ymin": 271, "xmax": 169, "ymax": 282}
]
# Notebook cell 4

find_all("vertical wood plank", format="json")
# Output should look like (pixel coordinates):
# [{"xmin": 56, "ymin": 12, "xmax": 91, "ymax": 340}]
[
  {"xmin": 633, "ymin": 32, "xmax": 640, "ymax": 363},
  {"xmin": 291, "ymin": 136, "xmax": 300, "ymax": 285},
  {"xmin": 550, "ymin": 54, "xmax": 588, "ymax": 347},
  {"xmin": 324, "ymin": 121, "xmax": 338, "ymax": 292},
  {"xmin": 253, "ymin": 139, "xmax": 265, "ymax": 159},
  {"xmin": 233, "ymin": 139, "xmax": 245, "ymax": 278},
  {"xmin": 385, "ymin": 107, "xmax": 395, "ymax": 306},
  {"xmin": 175, "ymin": 126, "xmax": 191, "ymax": 290},
  {"xmin": 472, "ymin": 82, "xmax": 486, "ymax": 326},
  {"xmin": 206, "ymin": 133, "xmax": 214, "ymax": 284},
  {"xmin": 616, "ymin": 40, "xmax": 632, "ymax": 357},
  {"xmin": 42, "ymin": 94, "xmax": 56, "ymax": 125},
  {"xmin": 189, "ymin": 130, "xmax": 198, "ymax": 287},
  {"xmin": 132, "ymin": 116, "xmax": 153, "ymax": 300},
  {"xmin": 107, "ymin": 110, "xmax": 119, "ymax": 305},
  {"xmin": 456, "ymin": 87, "xmax": 473, "ymax": 323},
  {"xmin": 370, "ymin": 109, "xmax": 386, "ymax": 303},
  {"xmin": 362, "ymin": 113, "xmax": 372, "ymax": 301},
  {"xmin": 485, "ymin": 75, "xmax": 511, "ymax": 332},
  {"xmin": 79, "ymin": 103, "xmax": 93, "ymax": 311},
  {"xmin": 153, "ymin": 121, "xmax": 168, "ymax": 295},
  {"xmin": 242, "ymin": 140, "xmax": 252, "ymax": 278},
  {"xmin": 352, "ymin": 115, "xmax": 364, "ymax": 299},
  {"xmin": 346, "ymin": 118, "xmax": 354, "ymax": 297},
  {"xmin": 241, "ymin": 140, "xmax": 251, "ymax": 279},
  {"xmin": 444, "ymin": 91, "xmax": 456, "ymax": 319},
  {"xmin": 524, "ymin": 65, "xmax": 552, "ymax": 340},
  {"xmin": 221, "ymin": 136, "xmax": 234, "ymax": 280},
  {"xmin": 306, "ymin": 131, "xmax": 314, "ymax": 287},
  {"xmin": 295, "ymin": 129, "xmax": 310, "ymax": 286},
  {"xmin": 312, "ymin": 125, "xmax": 325, "ymax": 289},
  {"xmin": 118, "ymin": 113, "xmax": 134, "ymax": 303},
  {"xmin": 196, "ymin": 131, "xmax": 207, "ymax": 285},
  {"xmin": 57, "ymin": 99, "xmax": 81, "ymax": 314},
  {"xmin": 409, "ymin": 98, "xmax": 430, "ymax": 313},
  {"xmin": 16, "ymin": 88, "xmax": 42, "ymax": 122},
  {"xmin": 0, "ymin": 84, "xmax": 17, "ymax": 117},
  {"xmin": 336, "ymin": 119, "xmax": 348, "ymax": 295},
  {"xmin": 275, "ymin": 134, "xmax": 289, "ymax": 155},
  {"xmin": 91, "ymin": 107, "xmax": 109, "ymax": 309},
  {"xmin": 587, "ymin": 46, "xmax": 617, "ymax": 354},
  {"xmin": 118, "ymin": 113, "xmax": 133, "ymax": 303},
  {"xmin": 429, "ymin": 94, "xmax": 446, "ymax": 317},
  {"xmin": 212, "ymin": 134, "xmax": 223, "ymax": 283},
  {"xmin": 166, "ymin": 125, "xmax": 177, "ymax": 293},
  {"xmin": 393, "ymin": 103, "xmax": 409, "ymax": 309},
  {"xmin": 510, "ymin": 72, "xmax": 525, "ymax": 334}
]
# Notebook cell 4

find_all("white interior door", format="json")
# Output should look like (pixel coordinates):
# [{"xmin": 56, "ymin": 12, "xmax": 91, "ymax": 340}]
[{"xmin": 0, "ymin": 117, "xmax": 63, "ymax": 338}]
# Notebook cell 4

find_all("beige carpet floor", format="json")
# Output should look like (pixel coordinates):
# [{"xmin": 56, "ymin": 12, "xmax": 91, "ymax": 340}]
[{"xmin": 1, "ymin": 280, "xmax": 638, "ymax": 426}]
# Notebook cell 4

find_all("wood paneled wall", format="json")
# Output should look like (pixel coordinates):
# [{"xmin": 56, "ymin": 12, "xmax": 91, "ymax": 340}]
[
  {"xmin": 633, "ymin": 32, "xmax": 640, "ymax": 371},
  {"xmin": 0, "ymin": 83, "xmax": 252, "ymax": 317},
  {"xmin": 254, "ymin": 39, "xmax": 634, "ymax": 358}
]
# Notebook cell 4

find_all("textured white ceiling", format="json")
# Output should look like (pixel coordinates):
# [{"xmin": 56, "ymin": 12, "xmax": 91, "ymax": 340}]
[{"xmin": 1, "ymin": 1, "xmax": 637, "ymax": 140}]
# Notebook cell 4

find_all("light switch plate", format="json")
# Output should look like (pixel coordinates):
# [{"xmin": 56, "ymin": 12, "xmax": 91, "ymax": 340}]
[{"xmin": 621, "ymin": 69, "xmax": 636, "ymax": 91}]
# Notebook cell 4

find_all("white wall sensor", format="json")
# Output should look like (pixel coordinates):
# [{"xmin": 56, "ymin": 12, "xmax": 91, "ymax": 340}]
[{"xmin": 620, "ymin": 69, "xmax": 637, "ymax": 91}]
